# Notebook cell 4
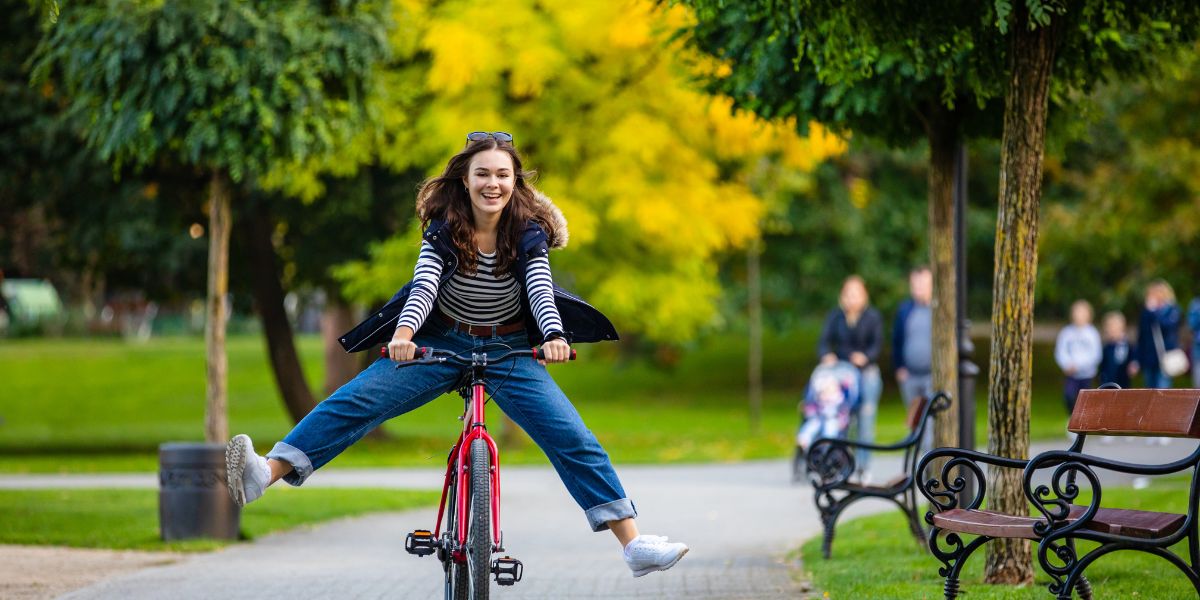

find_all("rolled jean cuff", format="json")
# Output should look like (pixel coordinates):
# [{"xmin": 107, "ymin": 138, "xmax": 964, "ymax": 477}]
[
  {"xmin": 266, "ymin": 441, "xmax": 313, "ymax": 486},
  {"xmin": 585, "ymin": 498, "xmax": 637, "ymax": 532}
]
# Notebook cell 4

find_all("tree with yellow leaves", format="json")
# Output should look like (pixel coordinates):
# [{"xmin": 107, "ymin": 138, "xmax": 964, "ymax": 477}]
[{"xmin": 331, "ymin": 0, "xmax": 845, "ymax": 348}]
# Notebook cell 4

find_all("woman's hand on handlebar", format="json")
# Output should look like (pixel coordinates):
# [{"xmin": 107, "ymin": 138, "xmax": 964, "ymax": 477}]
[
  {"xmin": 539, "ymin": 337, "xmax": 571, "ymax": 365},
  {"xmin": 388, "ymin": 327, "xmax": 419, "ymax": 362}
]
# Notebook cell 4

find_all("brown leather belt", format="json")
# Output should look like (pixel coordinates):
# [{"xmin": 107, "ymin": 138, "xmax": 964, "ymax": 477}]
[{"xmin": 436, "ymin": 310, "xmax": 525, "ymax": 337}]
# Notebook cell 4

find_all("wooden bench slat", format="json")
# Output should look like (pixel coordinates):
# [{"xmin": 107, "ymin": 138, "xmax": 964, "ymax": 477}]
[
  {"xmin": 1080, "ymin": 506, "xmax": 1186, "ymax": 539},
  {"xmin": 933, "ymin": 506, "xmax": 1186, "ymax": 540},
  {"xmin": 932, "ymin": 509, "xmax": 1045, "ymax": 539},
  {"xmin": 1069, "ymin": 388, "xmax": 1200, "ymax": 437}
]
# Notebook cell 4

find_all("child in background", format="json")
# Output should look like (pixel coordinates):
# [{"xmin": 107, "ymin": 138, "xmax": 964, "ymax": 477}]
[
  {"xmin": 1055, "ymin": 300, "xmax": 1103, "ymax": 415},
  {"xmin": 1099, "ymin": 311, "xmax": 1134, "ymax": 389}
]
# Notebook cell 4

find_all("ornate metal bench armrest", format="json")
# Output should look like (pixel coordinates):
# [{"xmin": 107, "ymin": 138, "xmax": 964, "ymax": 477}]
[
  {"xmin": 917, "ymin": 447, "xmax": 1029, "ymax": 513},
  {"xmin": 805, "ymin": 437, "xmax": 858, "ymax": 490},
  {"xmin": 1023, "ymin": 446, "xmax": 1200, "ymax": 536}
]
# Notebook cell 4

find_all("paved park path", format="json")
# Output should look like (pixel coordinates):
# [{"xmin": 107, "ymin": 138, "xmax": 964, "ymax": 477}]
[{"xmin": 4, "ymin": 438, "xmax": 1195, "ymax": 599}]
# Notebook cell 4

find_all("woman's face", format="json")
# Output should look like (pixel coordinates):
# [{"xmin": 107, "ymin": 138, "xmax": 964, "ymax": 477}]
[
  {"xmin": 840, "ymin": 280, "xmax": 868, "ymax": 313},
  {"xmin": 463, "ymin": 149, "xmax": 515, "ymax": 220}
]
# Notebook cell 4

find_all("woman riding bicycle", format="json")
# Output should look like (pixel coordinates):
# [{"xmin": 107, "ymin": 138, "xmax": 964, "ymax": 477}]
[{"xmin": 225, "ymin": 132, "xmax": 688, "ymax": 577}]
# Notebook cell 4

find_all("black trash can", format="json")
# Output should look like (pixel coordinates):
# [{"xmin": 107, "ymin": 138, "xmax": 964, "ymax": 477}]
[{"xmin": 159, "ymin": 442, "xmax": 240, "ymax": 541}]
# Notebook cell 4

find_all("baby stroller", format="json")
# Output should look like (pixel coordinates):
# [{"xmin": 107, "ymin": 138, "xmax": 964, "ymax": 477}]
[{"xmin": 791, "ymin": 361, "xmax": 861, "ymax": 482}]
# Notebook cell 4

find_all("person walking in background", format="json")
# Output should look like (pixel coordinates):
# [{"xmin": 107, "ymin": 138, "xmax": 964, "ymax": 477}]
[
  {"xmin": 1099, "ymin": 311, "xmax": 1134, "ymax": 389},
  {"xmin": 893, "ymin": 266, "xmax": 933, "ymax": 410},
  {"xmin": 818, "ymin": 275, "xmax": 883, "ymax": 480},
  {"xmin": 1134, "ymin": 280, "xmax": 1183, "ymax": 389},
  {"xmin": 1189, "ymin": 296, "xmax": 1200, "ymax": 389},
  {"xmin": 1054, "ymin": 300, "xmax": 1102, "ymax": 414}
]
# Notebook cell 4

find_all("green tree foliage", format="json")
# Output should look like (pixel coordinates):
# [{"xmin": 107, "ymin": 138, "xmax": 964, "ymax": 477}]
[
  {"xmin": 1, "ymin": 0, "xmax": 209, "ymax": 311},
  {"xmin": 32, "ymin": 0, "xmax": 388, "ymax": 441},
  {"xmin": 32, "ymin": 0, "xmax": 385, "ymax": 180},
  {"xmin": 1039, "ymin": 46, "xmax": 1200, "ymax": 311}
]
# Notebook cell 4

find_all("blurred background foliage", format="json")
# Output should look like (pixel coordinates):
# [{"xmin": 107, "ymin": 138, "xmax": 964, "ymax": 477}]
[{"xmin": 2, "ymin": 0, "xmax": 1198, "ymax": 348}]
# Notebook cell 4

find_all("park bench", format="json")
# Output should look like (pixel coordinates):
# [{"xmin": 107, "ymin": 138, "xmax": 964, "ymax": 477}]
[
  {"xmin": 918, "ymin": 387, "xmax": 1200, "ymax": 599},
  {"xmin": 806, "ymin": 391, "xmax": 951, "ymax": 558}
]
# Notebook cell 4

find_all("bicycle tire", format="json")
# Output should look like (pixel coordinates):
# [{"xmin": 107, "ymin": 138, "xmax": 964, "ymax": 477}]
[
  {"xmin": 466, "ymin": 437, "xmax": 492, "ymax": 599},
  {"xmin": 446, "ymin": 474, "xmax": 469, "ymax": 600}
]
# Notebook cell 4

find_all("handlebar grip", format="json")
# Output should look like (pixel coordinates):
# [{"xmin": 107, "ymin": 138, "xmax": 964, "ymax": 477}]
[
  {"xmin": 380, "ymin": 346, "xmax": 428, "ymax": 359},
  {"xmin": 533, "ymin": 348, "xmax": 577, "ymax": 361}
]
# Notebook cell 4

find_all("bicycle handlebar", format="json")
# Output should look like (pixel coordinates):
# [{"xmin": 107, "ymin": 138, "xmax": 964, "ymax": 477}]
[{"xmin": 380, "ymin": 345, "xmax": 577, "ymax": 364}]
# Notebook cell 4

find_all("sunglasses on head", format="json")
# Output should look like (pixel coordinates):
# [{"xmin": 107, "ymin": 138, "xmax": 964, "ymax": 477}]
[{"xmin": 466, "ymin": 131, "xmax": 514, "ymax": 144}]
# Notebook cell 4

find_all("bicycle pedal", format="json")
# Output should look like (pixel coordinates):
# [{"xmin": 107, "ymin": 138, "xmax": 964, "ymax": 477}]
[
  {"xmin": 405, "ymin": 529, "xmax": 437, "ymax": 557},
  {"xmin": 491, "ymin": 556, "xmax": 523, "ymax": 586}
]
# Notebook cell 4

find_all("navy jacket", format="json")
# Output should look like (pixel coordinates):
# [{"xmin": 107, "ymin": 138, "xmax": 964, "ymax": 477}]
[
  {"xmin": 818, "ymin": 307, "xmax": 883, "ymax": 366},
  {"xmin": 1099, "ymin": 341, "xmax": 1133, "ymax": 388},
  {"xmin": 338, "ymin": 219, "xmax": 619, "ymax": 353},
  {"xmin": 1135, "ymin": 304, "xmax": 1182, "ymax": 370}
]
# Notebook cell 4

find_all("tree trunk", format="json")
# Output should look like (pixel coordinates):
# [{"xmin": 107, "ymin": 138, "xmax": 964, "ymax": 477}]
[
  {"xmin": 926, "ymin": 108, "xmax": 960, "ymax": 457},
  {"xmin": 747, "ymin": 239, "xmax": 763, "ymax": 434},
  {"xmin": 984, "ymin": 10, "xmax": 1057, "ymax": 585},
  {"xmin": 204, "ymin": 171, "xmax": 232, "ymax": 443},
  {"xmin": 321, "ymin": 296, "xmax": 360, "ymax": 397},
  {"xmin": 245, "ymin": 200, "xmax": 319, "ymax": 424}
]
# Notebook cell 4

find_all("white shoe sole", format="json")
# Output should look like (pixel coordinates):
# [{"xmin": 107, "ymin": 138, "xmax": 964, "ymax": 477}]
[
  {"xmin": 631, "ymin": 546, "xmax": 689, "ymax": 577},
  {"xmin": 225, "ymin": 434, "xmax": 252, "ymax": 507}
]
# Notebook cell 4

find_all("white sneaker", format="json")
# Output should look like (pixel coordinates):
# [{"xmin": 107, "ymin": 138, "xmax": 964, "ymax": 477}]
[
  {"xmin": 623, "ymin": 534, "xmax": 689, "ymax": 577},
  {"xmin": 226, "ymin": 434, "xmax": 271, "ymax": 507}
]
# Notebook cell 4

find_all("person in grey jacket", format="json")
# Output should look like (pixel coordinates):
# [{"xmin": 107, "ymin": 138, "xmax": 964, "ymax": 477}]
[
  {"xmin": 893, "ymin": 266, "xmax": 933, "ymax": 410},
  {"xmin": 1054, "ymin": 300, "xmax": 1102, "ymax": 414}
]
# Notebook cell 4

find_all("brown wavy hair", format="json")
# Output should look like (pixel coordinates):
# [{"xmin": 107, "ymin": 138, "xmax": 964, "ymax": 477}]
[{"xmin": 415, "ymin": 138, "xmax": 541, "ymax": 276}]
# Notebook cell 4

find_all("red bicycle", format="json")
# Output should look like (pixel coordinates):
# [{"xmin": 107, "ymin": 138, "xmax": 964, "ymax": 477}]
[{"xmin": 382, "ymin": 344, "xmax": 575, "ymax": 600}]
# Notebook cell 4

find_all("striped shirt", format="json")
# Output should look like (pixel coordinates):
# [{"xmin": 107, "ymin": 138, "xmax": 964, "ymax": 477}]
[{"xmin": 396, "ymin": 241, "xmax": 565, "ymax": 338}]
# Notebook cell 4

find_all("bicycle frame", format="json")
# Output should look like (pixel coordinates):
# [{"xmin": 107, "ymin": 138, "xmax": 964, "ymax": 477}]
[
  {"xmin": 391, "ymin": 344, "xmax": 572, "ymax": 589},
  {"xmin": 433, "ymin": 367, "xmax": 503, "ymax": 553}
]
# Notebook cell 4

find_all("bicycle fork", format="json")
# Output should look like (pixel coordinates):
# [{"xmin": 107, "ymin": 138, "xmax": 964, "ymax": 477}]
[{"xmin": 406, "ymin": 379, "xmax": 523, "ymax": 587}]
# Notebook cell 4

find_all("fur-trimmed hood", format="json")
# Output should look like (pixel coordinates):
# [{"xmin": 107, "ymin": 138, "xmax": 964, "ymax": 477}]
[{"xmin": 530, "ymin": 188, "xmax": 569, "ymax": 250}]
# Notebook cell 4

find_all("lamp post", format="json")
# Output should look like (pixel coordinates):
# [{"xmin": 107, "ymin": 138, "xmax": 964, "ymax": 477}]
[{"xmin": 955, "ymin": 143, "xmax": 979, "ymax": 457}]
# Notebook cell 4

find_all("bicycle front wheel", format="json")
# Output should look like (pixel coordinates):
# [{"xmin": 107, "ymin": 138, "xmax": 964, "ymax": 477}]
[{"xmin": 466, "ymin": 437, "xmax": 492, "ymax": 599}]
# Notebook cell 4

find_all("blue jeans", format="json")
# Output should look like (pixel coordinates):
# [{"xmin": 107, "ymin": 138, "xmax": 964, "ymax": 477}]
[
  {"xmin": 854, "ymin": 365, "xmax": 882, "ymax": 471},
  {"xmin": 266, "ymin": 322, "xmax": 636, "ymax": 532},
  {"xmin": 1143, "ymin": 366, "xmax": 1173, "ymax": 389},
  {"xmin": 1193, "ymin": 343, "xmax": 1200, "ymax": 389}
]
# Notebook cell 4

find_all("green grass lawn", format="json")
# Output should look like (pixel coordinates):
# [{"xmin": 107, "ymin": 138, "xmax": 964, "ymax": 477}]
[
  {"xmin": 0, "ymin": 326, "xmax": 1076, "ymax": 473},
  {"xmin": 801, "ymin": 480, "xmax": 1197, "ymax": 598},
  {"xmin": 0, "ymin": 487, "xmax": 439, "ymax": 551}
]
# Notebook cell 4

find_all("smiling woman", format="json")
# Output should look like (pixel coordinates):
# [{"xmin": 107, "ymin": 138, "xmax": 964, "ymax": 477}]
[{"xmin": 225, "ymin": 134, "xmax": 689, "ymax": 579}]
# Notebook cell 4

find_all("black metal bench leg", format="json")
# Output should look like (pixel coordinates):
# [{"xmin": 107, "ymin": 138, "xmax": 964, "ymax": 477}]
[
  {"xmin": 821, "ymin": 518, "xmax": 835, "ymax": 559},
  {"xmin": 816, "ymin": 493, "xmax": 851, "ymax": 559},
  {"xmin": 930, "ymin": 530, "xmax": 988, "ymax": 600},
  {"xmin": 1074, "ymin": 575, "xmax": 1094, "ymax": 600}
]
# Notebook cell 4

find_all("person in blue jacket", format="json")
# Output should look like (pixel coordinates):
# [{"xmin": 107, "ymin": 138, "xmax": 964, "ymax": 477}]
[
  {"xmin": 1133, "ymin": 280, "xmax": 1183, "ymax": 389},
  {"xmin": 1189, "ymin": 296, "xmax": 1200, "ymax": 389},
  {"xmin": 224, "ymin": 132, "xmax": 687, "ymax": 577},
  {"xmin": 1098, "ymin": 311, "xmax": 1134, "ymax": 389}
]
